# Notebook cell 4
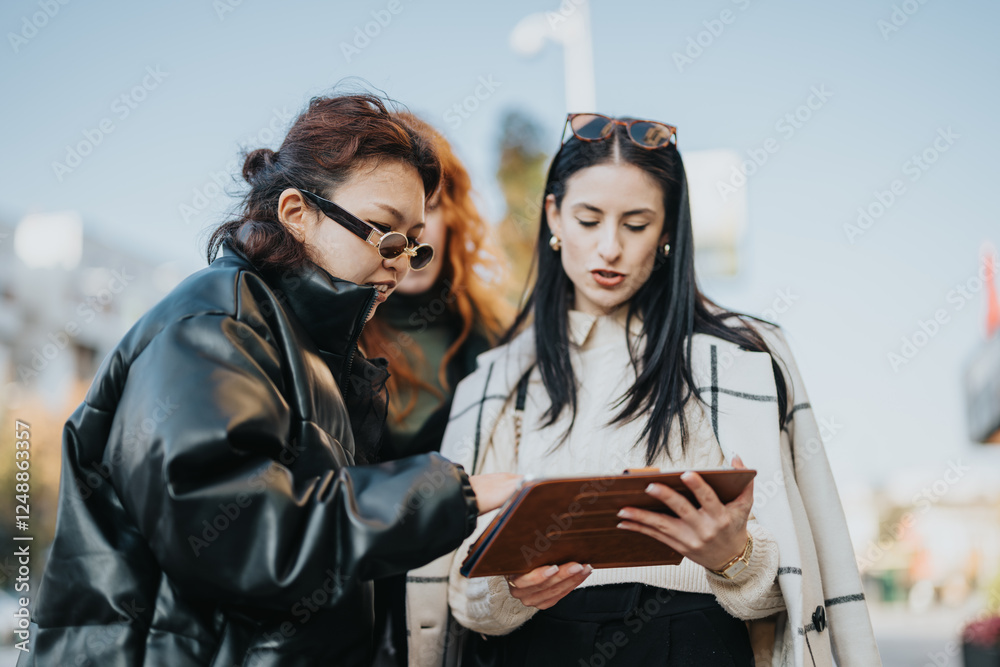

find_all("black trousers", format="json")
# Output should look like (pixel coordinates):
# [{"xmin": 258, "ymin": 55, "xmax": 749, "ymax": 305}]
[
  {"xmin": 372, "ymin": 573, "xmax": 408, "ymax": 666},
  {"xmin": 463, "ymin": 584, "xmax": 754, "ymax": 667}
]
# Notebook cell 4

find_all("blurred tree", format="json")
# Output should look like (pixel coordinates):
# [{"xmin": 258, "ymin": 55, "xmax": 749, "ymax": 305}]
[{"xmin": 495, "ymin": 110, "xmax": 549, "ymax": 305}]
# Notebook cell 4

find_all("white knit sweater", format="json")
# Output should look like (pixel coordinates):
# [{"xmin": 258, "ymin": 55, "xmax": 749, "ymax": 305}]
[{"xmin": 448, "ymin": 308, "xmax": 785, "ymax": 636}]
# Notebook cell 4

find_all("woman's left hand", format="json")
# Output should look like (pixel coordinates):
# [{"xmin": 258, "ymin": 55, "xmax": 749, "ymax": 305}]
[{"xmin": 615, "ymin": 456, "xmax": 753, "ymax": 572}]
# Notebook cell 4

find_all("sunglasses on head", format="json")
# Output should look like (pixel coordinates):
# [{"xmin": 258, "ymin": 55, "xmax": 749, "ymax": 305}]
[
  {"xmin": 298, "ymin": 189, "xmax": 435, "ymax": 271},
  {"xmin": 561, "ymin": 113, "xmax": 678, "ymax": 150}
]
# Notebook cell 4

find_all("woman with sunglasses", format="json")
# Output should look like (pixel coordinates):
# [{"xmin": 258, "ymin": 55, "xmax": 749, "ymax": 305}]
[
  {"xmin": 407, "ymin": 114, "xmax": 880, "ymax": 666},
  {"xmin": 18, "ymin": 93, "xmax": 521, "ymax": 667}
]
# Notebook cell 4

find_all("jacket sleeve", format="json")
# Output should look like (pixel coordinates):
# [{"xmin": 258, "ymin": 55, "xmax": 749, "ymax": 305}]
[{"xmin": 106, "ymin": 313, "xmax": 478, "ymax": 609}]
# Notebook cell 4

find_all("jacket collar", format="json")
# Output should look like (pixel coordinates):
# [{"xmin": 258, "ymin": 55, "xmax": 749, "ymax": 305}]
[{"xmin": 217, "ymin": 240, "xmax": 378, "ymax": 357}]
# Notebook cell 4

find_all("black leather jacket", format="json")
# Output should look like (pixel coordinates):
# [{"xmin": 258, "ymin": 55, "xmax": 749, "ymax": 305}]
[{"xmin": 19, "ymin": 241, "xmax": 478, "ymax": 666}]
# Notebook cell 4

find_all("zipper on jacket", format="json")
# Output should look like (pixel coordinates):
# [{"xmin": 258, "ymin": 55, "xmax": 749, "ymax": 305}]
[{"xmin": 340, "ymin": 289, "xmax": 378, "ymax": 398}]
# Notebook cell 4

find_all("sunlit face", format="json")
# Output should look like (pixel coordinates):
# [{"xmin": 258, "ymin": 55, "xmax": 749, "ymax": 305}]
[
  {"xmin": 277, "ymin": 160, "xmax": 426, "ymax": 320},
  {"xmin": 396, "ymin": 193, "xmax": 447, "ymax": 295},
  {"xmin": 545, "ymin": 162, "xmax": 668, "ymax": 317}
]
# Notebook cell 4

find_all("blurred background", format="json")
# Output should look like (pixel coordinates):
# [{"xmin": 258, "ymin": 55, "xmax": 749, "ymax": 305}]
[{"xmin": 1, "ymin": 0, "xmax": 999, "ymax": 664}]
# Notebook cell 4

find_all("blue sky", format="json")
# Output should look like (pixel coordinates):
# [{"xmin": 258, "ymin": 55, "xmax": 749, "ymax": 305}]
[{"xmin": 2, "ymin": 0, "xmax": 999, "ymax": 489}]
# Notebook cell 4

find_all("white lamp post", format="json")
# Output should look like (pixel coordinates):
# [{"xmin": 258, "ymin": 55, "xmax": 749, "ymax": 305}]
[
  {"xmin": 510, "ymin": 0, "xmax": 596, "ymax": 113},
  {"xmin": 509, "ymin": 2, "xmax": 746, "ymax": 277}
]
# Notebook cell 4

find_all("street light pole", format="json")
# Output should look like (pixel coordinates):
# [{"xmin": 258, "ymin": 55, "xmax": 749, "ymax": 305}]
[
  {"xmin": 510, "ymin": 2, "xmax": 746, "ymax": 278},
  {"xmin": 510, "ymin": 0, "xmax": 596, "ymax": 113}
]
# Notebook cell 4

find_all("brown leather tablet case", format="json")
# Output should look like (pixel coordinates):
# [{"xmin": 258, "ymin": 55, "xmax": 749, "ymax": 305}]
[{"xmin": 460, "ymin": 469, "xmax": 756, "ymax": 578}]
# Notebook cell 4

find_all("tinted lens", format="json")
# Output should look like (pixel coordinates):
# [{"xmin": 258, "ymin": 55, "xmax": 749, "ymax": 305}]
[
  {"xmin": 377, "ymin": 232, "xmax": 408, "ymax": 259},
  {"xmin": 571, "ymin": 114, "xmax": 614, "ymax": 141},
  {"xmin": 410, "ymin": 244, "xmax": 434, "ymax": 271},
  {"xmin": 629, "ymin": 121, "xmax": 674, "ymax": 148}
]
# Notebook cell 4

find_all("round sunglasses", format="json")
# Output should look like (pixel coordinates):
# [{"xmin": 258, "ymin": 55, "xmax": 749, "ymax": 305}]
[
  {"xmin": 299, "ymin": 189, "xmax": 435, "ymax": 271},
  {"xmin": 562, "ymin": 113, "xmax": 678, "ymax": 150}
]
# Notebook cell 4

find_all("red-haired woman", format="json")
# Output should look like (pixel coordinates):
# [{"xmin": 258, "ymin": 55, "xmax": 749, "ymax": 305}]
[
  {"xmin": 363, "ymin": 112, "xmax": 513, "ymax": 666},
  {"xmin": 18, "ymin": 93, "xmax": 520, "ymax": 667}
]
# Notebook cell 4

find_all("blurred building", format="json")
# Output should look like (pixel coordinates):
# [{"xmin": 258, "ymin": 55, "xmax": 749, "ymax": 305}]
[
  {"xmin": 0, "ymin": 213, "xmax": 186, "ymax": 413},
  {"xmin": 966, "ymin": 333, "xmax": 1000, "ymax": 444},
  {"xmin": 963, "ymin": 247, "xmax": 1000, "ymax": 444},
  {"xmin": 0, "ymin": 213, "xmax": 189, "ymax": 560},
  {"xmin": 858, "ymin": 468, "xmax": 1000, "ymax": 610}
]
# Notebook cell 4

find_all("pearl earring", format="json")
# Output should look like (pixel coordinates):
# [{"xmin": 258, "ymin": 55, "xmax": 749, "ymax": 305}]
[
  {"xmin": 661, "ymin": 243, "xmax": 671, "ymax": 257},
  {"xmin": 549, "ymin": 235, "xmax": 562, "ymax": 252}
]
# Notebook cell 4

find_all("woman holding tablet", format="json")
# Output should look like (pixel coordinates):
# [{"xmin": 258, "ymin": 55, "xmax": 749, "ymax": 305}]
[{"xmin": 406, "ymin": 114, "xmax": 880, "ymax": 666}]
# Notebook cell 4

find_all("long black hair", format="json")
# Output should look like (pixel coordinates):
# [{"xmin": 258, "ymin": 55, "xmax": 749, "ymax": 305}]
[{"xmin": 503, "ymin": 121, "xmax": 789, "ymax": 464}]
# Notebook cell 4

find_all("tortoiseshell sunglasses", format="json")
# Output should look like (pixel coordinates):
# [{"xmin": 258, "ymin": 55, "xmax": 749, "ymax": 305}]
[{"xmin": 561, "ymin": 113, "xmax": 678, "ymax": 150}]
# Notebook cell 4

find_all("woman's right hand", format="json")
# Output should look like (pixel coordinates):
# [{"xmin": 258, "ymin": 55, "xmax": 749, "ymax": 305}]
[
  {"xmin": 468, "ymin": 473, "xmax": 523, "ymax": 514},
  {"xmin": 503, "ymin": 562, "xmax": 593, "ymax": 609}
]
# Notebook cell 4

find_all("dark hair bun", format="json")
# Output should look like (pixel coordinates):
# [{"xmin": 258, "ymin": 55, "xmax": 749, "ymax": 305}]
[{"xmin": 242, "ymin": 148, "xmax": 278, "ymax": 183}]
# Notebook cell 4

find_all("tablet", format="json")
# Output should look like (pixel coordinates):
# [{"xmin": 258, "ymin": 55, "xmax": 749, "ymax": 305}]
[{"xmin": 460, "ymin": 468, "xmax": 756, "ymax": 577}]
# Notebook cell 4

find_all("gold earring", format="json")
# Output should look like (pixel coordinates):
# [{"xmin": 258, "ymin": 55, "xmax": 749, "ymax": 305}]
[{"xmin": 549, "ymin": 235, "xmax": 562, "ymax": 252}]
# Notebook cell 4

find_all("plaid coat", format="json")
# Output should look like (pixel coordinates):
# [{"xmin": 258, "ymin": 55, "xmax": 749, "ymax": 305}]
[{"xmin": 405, "ymin": 320, "xmax": 881, "ymax": 667}]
